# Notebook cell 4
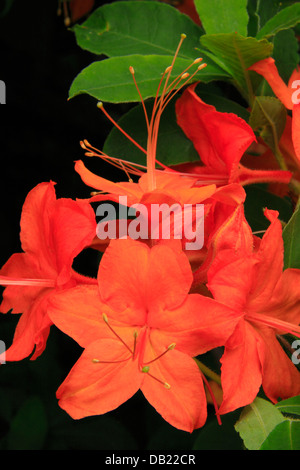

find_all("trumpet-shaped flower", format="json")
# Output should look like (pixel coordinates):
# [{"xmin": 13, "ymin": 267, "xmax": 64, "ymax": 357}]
[
  {"xmin": 74, "ymin": 36, "xmax": 245, "ymax": 216},
  {"xmin": 47, "ymin": 238, "xmax": 241, "ymax": 432},
  {"xmin": 207, "ymin": 208, "xmax": 300, "ymax": 414},
  {"xmin": 0, "ymin": 181, "xmax": 97, "ymax": 361},
  {"xmin": 249, "ymin": 57, "xmax": 300, "ymax": 167},
  {"xmin": 175, "ymin": 83, "xmax": 292, "ymax": 186}
]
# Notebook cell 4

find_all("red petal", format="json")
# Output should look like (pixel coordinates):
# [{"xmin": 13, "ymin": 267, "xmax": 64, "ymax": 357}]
[
  {"xmin": 57, "ymin": 338, "xmax": 141, "ymax": 419},
  {"xmin": 249, "ymin": 58, "xmax": 293, "ymax": 110},
  {"xmin": 218, "ymin": 320, "xmax": 265, "ymax": 414},
  {"xmin": 259, "ymin": 328, "xmax": 300, "ymax": 402},
  {"xmin": 97, "ymin": 239, "xmax": 193, "ymax": 320},
  {"xmin": 292, "ymin": 102, "xmax": 300, "ymax": 163},
  {"xmin": 141, "ymin": 347, "xmax": 207, "ymax": 432},
  {"xmin": 175, "ymin": 83, "xmax": 256, "ymax": 177}
]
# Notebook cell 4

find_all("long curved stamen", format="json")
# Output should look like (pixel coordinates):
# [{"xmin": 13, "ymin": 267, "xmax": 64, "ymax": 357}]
[
  {"xmin": 0, "ymin": 275, "xmax": 55, "ymax": 287},
  {"xmin": 80, "ymin": 139, "xmax": 146, "ymax": 178},
  {"xmin": 247, "ymin": 312, "xmax": 300, "ymax": 338},
  {"xmin": 81, "ymin": 35, "xmax": 209, "ymax": 190},
  {"xmin": 102, "ymin": 313, "xmax": 134, "ymax": 354},
  {"xmin": 143, "ymin": 343, "xmax": 176, "ymax": 365},
  {"xmin": 141, "ymin": 366, "xmax": 171, "ymax": 389},
  {"xmin": 200, "ymin": 371, "xmax": 222, "ymax": 425},
  {"xmin": 97, "ymin": 102, "xmax": 147, "ymax": 155}
]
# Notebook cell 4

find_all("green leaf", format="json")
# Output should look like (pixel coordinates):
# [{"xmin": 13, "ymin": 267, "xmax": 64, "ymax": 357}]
[
  {"xmin": 260, "ymin": 420, "xmax": 300, "ymax": 450},
  {"xmin": 283, "ymin": 205, "xmax": 300, "ymax": 269},
  {"xmin": 6, "ymin": 396, "xmax": 48, "ymax": 450},
  {"xmin": 244, "ymin": 184, "xmax": 293, "ymax": 232},
  {"xmin": 234, "ymin": 397, "xmax": 285, "ymax": 450},
  {"xmin": 69, "ymin": 54, "xmax": 229, "ymax": 103},
  {"xmin": 248, "ymin": 96, "xmax": 287, "ymax": 168},
  {"xmin": 73, "ymin": 1, "xmax": 203, "ymax": 58},
  {"xmin": 272, "ymin": 29, "xmax": 300, "ymax": 84},
  {"xmin": 103, "ymin": 99, "xmax": 199, "ymax": 167},
  {"xmin": 199, "ymin": 33, "xmax": 273, "ymax": 101},
  {"xmin": 256, "ymin": 3, "xmax": 300, "ymax": 39},
  {"xmin": 276, "ymin": 396, "xmax": 300, "ymax": 417},
  {"xmin": 194, "ymin": 0, "xmax": 249, "ymax": 36}
]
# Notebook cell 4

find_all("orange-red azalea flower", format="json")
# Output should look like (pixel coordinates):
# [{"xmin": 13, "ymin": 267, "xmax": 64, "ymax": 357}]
[
  {"xmin": 0, "ymin": 181, "xmax": 97, "ymax": 361},
  {"xmin": 207, "ymin": 208, "xmax": 300, "ymax": 414},
  {"xmin": 175, "ymin": 82, "xmax": 292, "ymax": 186},
  {"xmin": 74, "ymin": 36, "xmax": 246, "ymax": 215},
  {"xmin": 249, "ymin": 57, "xmax": 300, "ymax": 167},
  {"xmin": 47, "ymin": 238, "xmax": 240, "ymax": 432}
]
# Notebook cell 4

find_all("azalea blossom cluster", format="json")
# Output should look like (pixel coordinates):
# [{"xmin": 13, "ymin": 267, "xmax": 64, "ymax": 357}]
[{"xmin": 1, "ymin": 37, "xmax": 300, "ymax": 433}]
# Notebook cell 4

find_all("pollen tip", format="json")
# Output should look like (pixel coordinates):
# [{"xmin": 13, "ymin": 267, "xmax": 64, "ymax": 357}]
[
  {"xmin": 181, "ymin": 33, "xmax": 187, "ymax": 39},
  {"xmin": 181, "ymin": 72, "xmax": 189, "ymax": 79},
  {"xmin": 64, "ymin": 17, "xmax": 71, "ymax": 27},
  {"xmin": 164, "ymin": 382, "xmax": 171, "ymax": 390},
  {"xmin": 97, "ymin": 101, "xmax": 104, "ymax": 109},
  {"xmin": 141, "ymin": 366, "xmax": 150, "ymax": 373},
  {"xmin": 193, "ymin": 57, "xmax": 203, "ymax": 64},
  {"xmin": 129, "ymin": 66, "xmax": 135, "ymax": 74},
  {"xmin": 102, "ymin": 313, "xmax": 108, "ymax": 323},
  {"xmin": 165, "ymin": 65, "xmax": 172, "ymax": 73},
  {"xmin": 168, "ymin": 343, "xmax": 176, "ymax": 350},
  {"xmin": 92, "ymin": 358, "xmax": 100, "ymax": 363},
  {"xmin": 198, "ymin": 63, "xmax": 207, "ymax": 70}
]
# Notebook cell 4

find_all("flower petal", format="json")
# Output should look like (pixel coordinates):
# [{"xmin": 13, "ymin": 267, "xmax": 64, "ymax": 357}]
[
  {"xmin": 249, "ymin": 58, "xmax": 293, "ymax": 110},
  {"xmin": 98, "ymin": 239, "xmax": 193, "ymax": 321},
  {"xmin": 149, "ymin": 294, "xmax": 241, "ymax": 357},
  {"xmin": 218, "ymin": 320, "xmax": 265, "ymax": 415},
  {"xmin": 57, "ymin": 338, "xmax": 142, "ymax": 419},
  {"xmin": 141, "ymin": 347, "xmax": 207, "ymax": 432},
  {"xmin": 47, "ymin": 284, "xmax": 124, "ymax": 348},
  {"xmin": 175, "ymin": 83, "xmax": 256, "ymax": 177},
  {"xmin": 259, "ymin": 327, "xmax": 300, "ymax": 403}
]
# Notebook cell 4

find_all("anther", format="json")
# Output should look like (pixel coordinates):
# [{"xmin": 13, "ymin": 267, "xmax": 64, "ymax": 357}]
[
  {"xmin": 102, "ymin": 313, "xmax": 108, "ymax": 323},
  {"xmin": 129, "ymin": 66, "xmax": 135, "ymax": 74},
  {"xmin": 181, "ymin": 73, "xmax": 189, "ymax": 80},
  {"xmin": 143, "ymin": 343, "xmax": 176, "ymax": 365}
]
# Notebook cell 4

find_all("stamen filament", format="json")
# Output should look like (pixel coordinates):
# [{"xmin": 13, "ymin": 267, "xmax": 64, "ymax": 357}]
[
  {"xmin": 247, "ymin": 312, "xmax": 300, "ymax": 338},
  {"xmin": 201, "ymin": 371, "xmax": 222, "ymax": 425},
  {"xmin": 92, "ymin": 357, "xmax": 131, "ymax": 364},
  {"xmin": 97, "ymin": 102, "xmax": 147, "ymax": 155},
  {"xmin": 0, "ymin": 275, "xmax": 55, "ymax": 287},
  {"xmin": 102, "ymin": 313, "xmax": 134, "ymax": 354},
  {"xmin": 143, "ymin": 343, "xmax": 176, "ymax": 365},
  {"xmin": 141, "ymin": 365, "xmax": 171, "ymax": 389}
]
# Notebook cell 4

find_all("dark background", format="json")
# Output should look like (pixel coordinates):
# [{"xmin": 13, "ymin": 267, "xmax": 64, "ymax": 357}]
[{"xmin": 0, "ymin": 0, "xmax": 243, "ymax": 450}]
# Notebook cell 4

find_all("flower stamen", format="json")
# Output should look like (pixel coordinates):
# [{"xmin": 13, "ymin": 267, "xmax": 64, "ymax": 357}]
[
  {"xmin": 102, "ymin": 313, "xmax": 134, "ymax": 354},
  {"xmin": 143, "ymin": 342, "xmax": 176, "ymax": 365}
]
